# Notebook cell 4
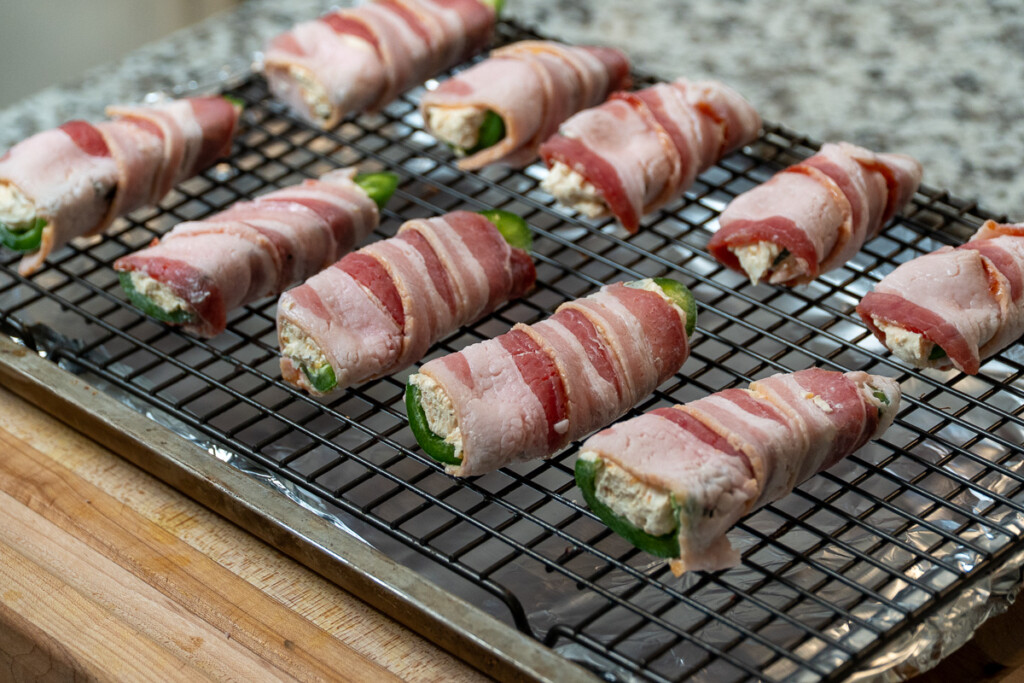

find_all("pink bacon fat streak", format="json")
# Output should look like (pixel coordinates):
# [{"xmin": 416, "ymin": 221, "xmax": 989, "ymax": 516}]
[
  {"xmin": 708, "ymin": 142, "xmax": 922, "ymax": 286},
  {"xmin": 857, "ymin": 221, "xmax": 1024, "ymax": 375},
  {"xmin": 263, "ymin": 0, "xmax": 496, "ymax": 128},
  {"xmin": 539, "ymin": 78, "xmax": 761, "ymax": 233},
  {"xmin": 411, "ymin": 280, "xmax": 692, "ymax": 476},
  {"xmin": 0, "ymin": 97, "xmax": 240, "ymax": 276},
  {"xmin": 278, "ymin": 210, "xmax": 536, "ymax": 394},
  {"xmin": 114, "ymin": 168, "xmax": 379, "ymax": 338},
  {"xmin": 420, "ymin": 40, "xmax": 631, "ymax": 170},
  {"xmin": 579, "ymin": 369, "xmax": 901, "ymax": 574}
]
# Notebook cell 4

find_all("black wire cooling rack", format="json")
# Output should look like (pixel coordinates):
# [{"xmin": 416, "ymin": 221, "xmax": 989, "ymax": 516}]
[{"xmin": 3, "ymin": 20, "xmax": 1024, "ymax": 683}]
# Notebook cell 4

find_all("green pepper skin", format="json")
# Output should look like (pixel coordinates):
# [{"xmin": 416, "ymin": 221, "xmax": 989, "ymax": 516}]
[
  {"xmin": 575, "ymin": 456, "xmax": 681, "ymax": 558},
  {"xmin": 477, "ymin": 209, "xmax": 533, "ymax": 251},
  {"xmin": 118, "ymin": 271, "xmax": 196, "ymax": 325},
  {"xmin": 302, "ymin": 362, "xmax": 338, "ymax": 394},
  {"xmin": 626, "ymin": 278, "xmax": 698, "ymax": 338},
  {"xmin": 480, "ymin": 0, "xmax": 505, "ymax": 14},
  {"xmin": 446, "ymin": 110, "xmax": 506, "ymax": 156},
  {"xmin": 222, "ymin": 94, "xmax": 246, "ymax": 111},
  {"xmin": 468, "ymin": 110, "xmax": 506, "ymax": 153},
  {"xmin": 406, "ymin": 382, "xmax": 462, "ymax": 465},
  {"xmin": 0, "ymin": 218, "xmax": 46, "ymax": 252},
  {"xmin": 354, "ymin": 171, "xmax": 400, "ymax": 210}
]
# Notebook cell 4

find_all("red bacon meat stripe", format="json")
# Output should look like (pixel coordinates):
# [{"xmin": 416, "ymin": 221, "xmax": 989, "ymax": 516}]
[
  {"xmin": 857, "ymin": 220, "xmax": 1024, "ymax": 375},
  {"xmin": 420, "ymin": 40, "xmax": 631, "ymax": 170},
  {"xmin": 0, "ymin": 96, "xmax": 240, "ymax": 276},
  {"xmin": 708, "ymin": 142, "xmax": 922, "ymax": 286},
  {"xmin": 539, "ymin": 78, "xmax": 761, "ymax": 233},
  {"xmin": 277, "ymin": 210, "xmax": 536, "ymax": 393},
  {"xmin": 578, "ymin": 369, "xmax": 900, "ymax": 574},
  {"xmin": 263, "ymin": 0, "xmax": 497, "ymax": 129},
  {"xmin": 114, "ymin": 168, "xmax": 379, "ymax": 338},
  {"xmin": 411, "ymin": 281, "xmax": 692, "ymax": 476}
]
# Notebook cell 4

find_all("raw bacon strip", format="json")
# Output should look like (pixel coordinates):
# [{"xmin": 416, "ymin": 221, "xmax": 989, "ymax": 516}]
[
  {"xmin": 264, "ymin": 0, "xmax": 496, "ymax": 128},
  {"xmin": 709, "ymin": 142, "xmax": 922, "ymax": 285},
  {"xmin": 0, "ymin": 97, "xmax": 240, "ymax": 276},
  {"xmin": 410, "ymin": 281, "xmax": 691, "ymax": 476},
  {"xmin": 278, "ymin": 211, "xmax": 536, "ymax": 393},
  {"xmin": 114, "ymin": 168, "xmax": 378, "ymax": 338},
  {"xmin": 0, "ymin": 124, "xmax": 119, "ymax": 275},
  {"xmin": 577, "ymin": 369, "xmax": 900, "ymax": 574},
  {"xmin": 420, "ymin": 40, "xmax": 630, "ymax": 170},
  {"xmin": 857, "ymin": 220, "xmax": 1024, "ymax": 374},
  {"xmin": 540, "ymin": 78, "xmax": 760, "ymax": 233},
  {"xmin": 96, "ymin": 119, "xmax": 167, "ymax": 227},
  {"xmin": 107, "ymin": 97, "xmax": 238, "ymax": 198}
]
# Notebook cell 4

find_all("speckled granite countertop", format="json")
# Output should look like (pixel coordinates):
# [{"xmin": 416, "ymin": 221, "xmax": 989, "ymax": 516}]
[{"xmin": 1, "ymin": 0, "xmax": 1021, "ymax": 218}]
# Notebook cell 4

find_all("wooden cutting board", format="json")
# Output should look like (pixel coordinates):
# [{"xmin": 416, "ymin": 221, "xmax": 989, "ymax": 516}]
[{"xmin": 0, "ymin": 385, "xmax": 484, "ymax": 682}]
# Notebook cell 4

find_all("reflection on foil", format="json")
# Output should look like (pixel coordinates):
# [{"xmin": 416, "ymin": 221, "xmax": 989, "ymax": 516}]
[
  {"xmin": 18, "ymin": 318, "xmax": 371, "ymax": 548},
  {"xmin": 554, "ymin": 642, "xmax": 644, "ymax": 683}
]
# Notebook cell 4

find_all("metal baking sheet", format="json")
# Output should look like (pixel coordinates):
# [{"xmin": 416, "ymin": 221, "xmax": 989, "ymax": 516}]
[{"xmin": 2, "ymin": 20, "xmax": 1023, "ymax": 682}]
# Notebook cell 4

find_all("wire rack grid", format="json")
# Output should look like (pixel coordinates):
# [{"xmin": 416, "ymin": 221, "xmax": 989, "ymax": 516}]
[{"xmin": 2, "ymin": 20, "xmax": 1024, "ymax": 683}]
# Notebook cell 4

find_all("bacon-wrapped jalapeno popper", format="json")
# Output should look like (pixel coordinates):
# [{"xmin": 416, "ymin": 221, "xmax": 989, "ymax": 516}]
[
  {"xmin": 406, "ymin": 278, "xmax": 697, "ymax": 475},
  {"xmin": 576, "ymin": 369, "xmax": 901, "ymax": 574},
  {"xmin": 0, "ymin": 96, "xmax": 241, "ymax": 275},
  {"xmin": 538, "ymin": 78, "xmax": 761, "ymax": 233},
  {"xmin": 278, "ymin": 209, "xmax": 535, "ymax": 394},
  {"xmin": 114, "ymin": 169, "xmax": 397, "ymax": 337},
  {"xmin": 858, "ymin": 220, "xmax": 1024, "ymax": 374},
  {"xmin": 264, "ymin": 0, "xmax": 500, "ymax": 129},
  {"xmin": 708, "ymin": 142, "xmax": 922, "ymax": 285},
  {"xmin": 420, "ymin": 40, "xmax": 630, "ymax": 169}
]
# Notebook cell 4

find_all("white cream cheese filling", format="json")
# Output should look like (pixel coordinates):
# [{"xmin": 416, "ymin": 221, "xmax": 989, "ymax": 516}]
[
  {"xmin": 730, "ymin": 241, "xmax": 808, "ymax": 285},
  {"xmin": 425, "ymin": 105, "xmax": 486, "ymax": 152},
  {"xmin": 279, "ymin": 319, "xmax": 329, "ymax": 370},
  {"xmin": 129, "ymin": 271, "xmax": 192, "ymax": 315},
  {"xmin": 409, "ymin": 372, "xmax": 464, "ymax": 459},
  {"xmin": 0, "ymin": 182, "xmax": 38, "ymax": 227},
  {"xmin": 873, "ymin": 317, "xmax": 934, "ymax": 367},
  {"xmin": 288, "ymin": 65, "xmax": 332, "ymax": 123},
  {"xmin": 541, "ymin": 162, "xmax": 609, "ymax": 219},
  {"xmin": 582, "ymin": 451, "xmax": 676, "ymax": 537}
]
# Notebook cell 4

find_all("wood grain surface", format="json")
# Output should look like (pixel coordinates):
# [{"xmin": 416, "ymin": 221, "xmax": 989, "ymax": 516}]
[{"xmin": 0, "ymin": 385, "xmax": 484, "ymax": 682}]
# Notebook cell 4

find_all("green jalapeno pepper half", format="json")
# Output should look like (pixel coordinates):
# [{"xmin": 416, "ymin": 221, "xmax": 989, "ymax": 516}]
[
  {"xmin": 575, "ymin": 455, "xmax": 682, "ymax": 558},
  {"xmin": 0, "ymin": 218, "xmax": 46, "ymax": 252},
  {"xmin": 626, "ymin": 277, "xmax": 698, "ymax": 337},
  {"xmin": 476, "ymin": 208, "xmax": 532, "ymax": 251},
  {"xmin": 2, "ymin": 95, "xmax": 245, "ymax": 255},
  {"xmin": 354, "ymin": 172, "xmax": 400, "ymax": 210},
  {"xmin": 119, "ymin": 171, "xmax": 400, "ymax": 328},
  {"xmin": 302, "ymin": 362, "xmax": 338, "ymax": 394},
  {"xmin": 405, "ymin": 382, "xmax": 462, "ymax": 465},
  {"xmin": 118, "ymin": 271, "xmax": 196, "ymax": 324},
  {"xmin": 407, "ymin": 277, "xmax": 697, "ymax": 466},
  {"xmin": 288, "ymin": 208, "xmax": 528, "ymax": 395}
]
